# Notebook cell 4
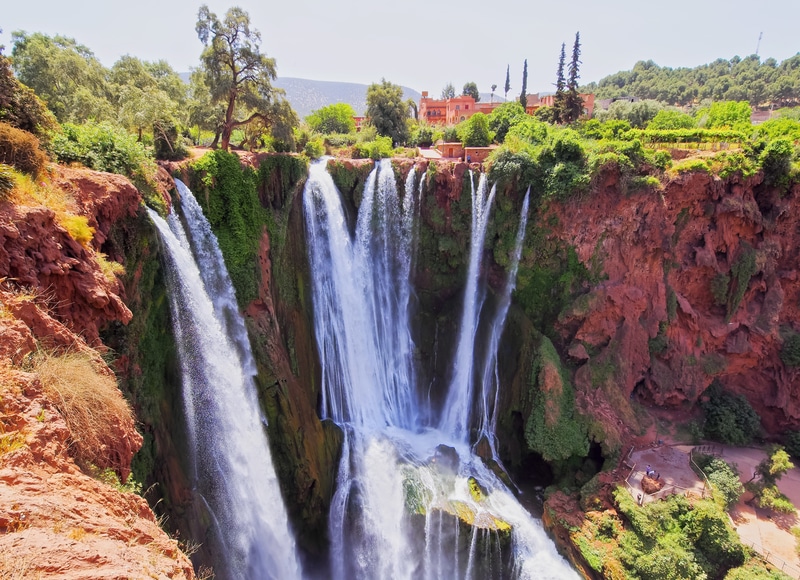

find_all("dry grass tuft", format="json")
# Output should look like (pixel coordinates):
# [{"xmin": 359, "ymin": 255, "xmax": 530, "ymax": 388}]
[
  {"xmin": 96, "ymin": 252, "xmax": 125, "ymax": 283},
  {"xmin": 7, "ymin": 169, "xmax": 97, "ymax": 247},
  {"xmin": 30, "ymin": 349, "xmax": 135, "ymax": 473}
]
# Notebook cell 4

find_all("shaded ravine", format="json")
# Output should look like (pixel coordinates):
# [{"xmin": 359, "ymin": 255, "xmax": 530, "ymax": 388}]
[
  {"xmin": 304, "ymin": 159, "xmax": 577, "ymax": 579},
  {"xmin": 148, "ymin": 182, "xmax": 301, "ymax": 580}
]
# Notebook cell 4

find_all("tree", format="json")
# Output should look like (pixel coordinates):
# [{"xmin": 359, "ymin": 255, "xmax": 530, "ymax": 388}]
[
  {"xmin": 366, "ymin": 78, "xmax": 410, "ymax": 145},
  {"xmin": 460, "ymin": 112, "xmax": 491, "ymax": 147},
  {"xmin": 441, "ymin": 82, "xmax": 456, "ymax": 100},
  {"xmin": 11, "ymin": 31, "xmax": 114, "ymax": 123},
  {"xmin": 519, "ymin": 60, "xmax": 528, "ymax": 110},
  {"xmin": 187, "ymin": 67, "xmax": 225, "ymax": 147},
  {"xmin": 0, "ymin": 54, "xmax": 57, "ymax": 138},
  {"xmin": 196, "ymin": 5, "xmax": 283, "ymax": 151},
  {"xmin": 488, "ymin": 101, "xmax": 526, "ymax": 143},
  {"xmin": 553, "ymin": 43, "xmax": 567, "ymax": 124},
  {"xmin": 504, "ymin": 65, "xmax": 511, "ymax": 100},
  {"xmin": 462, "ymin": 82, "xmax": 480, "ymax": 102},
  {"xmin": 306, "ymin": 103, "xmax": 356, "ymax": 134},
  {"xmin": 563, "ymin": 32, "xmax": 583, "ymax": 123}
]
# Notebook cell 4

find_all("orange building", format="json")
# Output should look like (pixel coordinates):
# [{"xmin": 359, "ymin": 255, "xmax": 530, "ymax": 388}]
[
  {"xmin": 536, "ymin": 93, "xmax": 595, "ymax": 118},
  {"xmin": 419, "ymin": 92, "xmax": 479, "ymax": 126}
]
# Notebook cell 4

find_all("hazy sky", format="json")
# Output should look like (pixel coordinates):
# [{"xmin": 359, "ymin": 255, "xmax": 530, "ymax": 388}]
[{"xmin": 2, "ymin": 0, "xmax": 799, "ymax": 95}]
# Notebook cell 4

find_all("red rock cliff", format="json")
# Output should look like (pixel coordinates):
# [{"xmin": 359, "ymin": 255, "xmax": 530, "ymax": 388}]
[{"xmin": 0, "ymin": 166, "xmax": 194, "ymax": 579}]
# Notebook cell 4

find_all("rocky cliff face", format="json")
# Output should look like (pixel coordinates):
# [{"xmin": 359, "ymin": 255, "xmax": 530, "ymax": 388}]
[
  {"xmin": 0, "ymin": 166, "xmax": 194, "ymax": 579},
  {"xmin": 553, "ymin": 168, "xmax": 800, "ymax": 438}
]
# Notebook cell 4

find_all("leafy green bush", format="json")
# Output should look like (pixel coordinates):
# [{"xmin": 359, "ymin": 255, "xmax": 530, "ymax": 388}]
[
  {"xmin": 694, "ymin": 454, "xmax": 744, "ymax": 509},
  {"xmin": 49, "ymin": 121, "xmax": 155, "ymax": 178},
  {"xmin": 701, "ymin": 381, "xmax": 761, "ymax": 445},
  {"xmin": 759, "ymin": 137, "xmax": 794, "ymax": 187},
  {"xmin": 647, "ymin": 109, "xmax": 696, "ymax": 130},
  {"xmin": 306, "ymin": 103, "xmax": 356, "ymax": 134},
  {"xmin": 460, "ymin": 112, "xmax": 491, "ymax": 147},
  {"xmin": 323, "ymin": 132, "xmax": 359, "ymax": 149},
  {"xmin": 304, "ymin": 137, "xmax": 325, "ymax": 159},
  {"xmin": 353, "ymin": 135, "xmax": 393, "ymax": 160},
  {"xmin": 613, "ymin": 487, "xmax": 746, "ymax": 580},
  {"xmin": 0, "ymin": 121, "xmax": 48, "ymax": 175},
  {"xmin": 488, "ymin": 101, "xmax": 527, "ymax": 143}
]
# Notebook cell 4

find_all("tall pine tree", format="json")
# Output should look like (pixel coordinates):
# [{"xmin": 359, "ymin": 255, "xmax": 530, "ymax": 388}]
[
  {"xmin": 520, "ymin": 59, "xmax": 528, "ymax": 110},
  {"xmin": 564, "ymin": 32, "xmax": 583, "ymax": 123},
  {"xmin": 553, "ymin": 43, "xmax": 567, "ymax": 124},
  {"xmin": 504, "ymin": 65, "xmax": 511, "ymax": 100}
]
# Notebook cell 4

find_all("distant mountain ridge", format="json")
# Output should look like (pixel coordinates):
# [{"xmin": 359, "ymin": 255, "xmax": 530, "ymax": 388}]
[{"xmin": 274, "ymin": 77, "xmax": 421, "ymax": 119}]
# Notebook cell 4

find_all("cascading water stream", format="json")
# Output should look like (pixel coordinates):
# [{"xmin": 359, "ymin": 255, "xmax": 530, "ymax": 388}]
[
  {"xmin": 304, "ymin": 160, "xmax": 577, "ymax": 579},
  {"xmin": 474, "ymin": 187, "xmax": 532, "ymax": 462},
  {"xmin": 439, "ymin": 173, "xmax": 496, "ymax": 441},
  {"xmin": 148, "ymin": 184, "xmax": 301, "ymax": 580}
]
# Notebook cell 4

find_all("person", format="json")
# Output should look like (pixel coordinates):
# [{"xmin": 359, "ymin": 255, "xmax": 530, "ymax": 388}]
[{"xmin": 466, "ymin": 155, "xmax": 471, "ymax": 163}]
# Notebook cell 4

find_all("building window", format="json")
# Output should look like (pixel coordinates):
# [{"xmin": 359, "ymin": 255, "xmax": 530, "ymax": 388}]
[
  {"xmin": 460, "ymin": 116, "xmax": 465, "ymax": 121},
  {"xmin": 456, "ymin": 105, "xmax": 460, "ymax": 110},
  {"xmin": 465, "ymin": 105, "xmax": 469, "ymax": 110}
]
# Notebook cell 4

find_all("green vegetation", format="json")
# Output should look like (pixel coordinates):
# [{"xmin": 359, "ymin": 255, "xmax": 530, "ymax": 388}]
[
  {"xmin": 196, "ymin": 5, "xmax": 292, "ymax": 151},
  {"xmin": 524, "ymin": 335, "xmax": 589, "ymax": 462},
  {"xmin": 460, "ymin": 112, "xmax": 491, "ymax": 147},
  {"xmin": 587, "ymin": 55, "xmax": 800, "ymax": 107},
  {"xmin": 727, "ymin": 242, "xmax": 758, "ymax": 322},
  {"xmin": 747, "ymin": 446, "xmax": 796, "ymax": 514},
  {"xmin": 701, "ymin": 381, "xmax": 761, "ymax": 445},
  {"xmin": 613, "ymin": 487, "xmax": 746, "ymax": 579},
  {"xmin": 693, "ymin": 453, "xmax": 744, "ymax": 509},
  {"xmin": 306, "ymin": 103, "xmax": 357, "ymax": 135},
  {"xmin": 366, "ymin": 79, "xmax": 411, "ymax": 145}
]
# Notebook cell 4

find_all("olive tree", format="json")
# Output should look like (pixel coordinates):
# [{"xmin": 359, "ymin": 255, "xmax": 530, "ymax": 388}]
[{"xmin": 196, "ymin": 5, "xmax": 286, "ymax": 151}]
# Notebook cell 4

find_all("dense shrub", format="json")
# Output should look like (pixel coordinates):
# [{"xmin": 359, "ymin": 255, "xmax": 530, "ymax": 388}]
[
  {"xmin": 781, "ymin": 331, "xmax": 800, "ymax": 368},
  {"xmin": 353, "ymin": 135, "xmax": 393, "ymax": 160},
  {"xmin": 647, "ymin": 109, "xmax": 696, "ymax": 130},
  {"xmin": 0, "ymin": 121, "xmax": 48, "ymax": 175},
  {"xmin": 460, "ymin": 112, "xmax": 491, "ymax": 147},
  {"xmin": 488, "ymin": 101, "xmax": 527, "ymax": 143},
  {"xmin": 759, "ymin": 137, "xmax": 794, "ymax": 187},
  {"xmin": 694, "ymin": 454, "xmax": 744, "ymax": 509},
  {"xmin": 49, "ymin": 121, "xmax": 154, "ymax": 177},
  {"xmin": 304, "ymin": 137, "xmax": 325, "ymax": 159},
  {"xmin": 701, "ymin": 381, "xmax": 761, "ymax": 445}
]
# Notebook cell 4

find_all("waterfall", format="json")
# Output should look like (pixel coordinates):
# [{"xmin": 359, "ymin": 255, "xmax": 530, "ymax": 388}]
[
  {"xmin": 474, "ymin": 187, "xmax": 531, "ymax": 462},
  {"xmin": 439, "ymin": 173, "xmax": 496, "ymax": 441},
  {"xmin": 304, "ymin": 160, "xmax": 577, "ymax": 579},
  {"xmin": 148, "ymin": 182, "xmax": 301, "ymax": 580}
]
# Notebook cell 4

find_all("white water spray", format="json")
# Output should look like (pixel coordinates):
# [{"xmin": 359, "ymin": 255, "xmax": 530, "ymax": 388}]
[
  {"xmin": 304, "ymin": 161, "xmax": 577, "ymax": 579},
  {"xmin": 148, "ymin": 182, "xmax": 301, "ymax": 580}
]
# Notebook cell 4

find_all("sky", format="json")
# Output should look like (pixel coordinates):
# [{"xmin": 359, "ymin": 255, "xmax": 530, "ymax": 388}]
[{"xmin": 2, "ymin": 0, "xmax": 799, "ymax": 96}]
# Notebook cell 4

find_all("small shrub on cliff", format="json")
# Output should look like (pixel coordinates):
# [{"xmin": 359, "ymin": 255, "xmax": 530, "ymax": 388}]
[
  {"xmin": 784, "ymin": 431, "xmax": 800, "ymax": 461},
  {"xmin": 353, "ymin": 135, "xmax": 394, "ymax": 160},
  {"xmin": 0, "ymin": 163, "xmax": 13, "ymax": 199},
  {"xmin": 0, "ymin": 121, "xmax": 48, "ymax": 176},
  {"xmin": 60, "ymin": 214, "xmax": 94, "ymax": 247},
  {"xmin": 30, "ymin": 349, "xmax": 137, "ymax": 478},
  {"xmin": 701, "ymin": 381, "xmax": 761, "ymax": 445},
  {"xmin": 710, "ymin": 273, "xmax": 730, "ymax": 307},
  {"xmin": 780, "ymin": 330, "xmax": 800, "ymax": 368}
]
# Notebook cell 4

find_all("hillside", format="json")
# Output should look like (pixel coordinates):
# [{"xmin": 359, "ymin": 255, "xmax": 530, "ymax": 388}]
[
  {"xmin": 273, "ymin": 77, "xmax": 421, "ymax": 118},
  {"xmin": 584, "ymin": 53, "xmax": 800, "ymax": 107}
]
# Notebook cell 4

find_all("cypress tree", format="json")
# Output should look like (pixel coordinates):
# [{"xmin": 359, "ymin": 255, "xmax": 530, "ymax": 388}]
[
  {"xmin": 564, "ymin": 32, "xmax": 583, "ymax": 123},
  {"xmin": 504, "ymin": 65, "xmax": 511, "ymax": 100},
  {"xmin": 553, "ymin": 43, "xmax": 566, "ymax": 124},
  {"xmin": 520, "ymin": 59, "xmax": 528, "ymax": 110}
]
